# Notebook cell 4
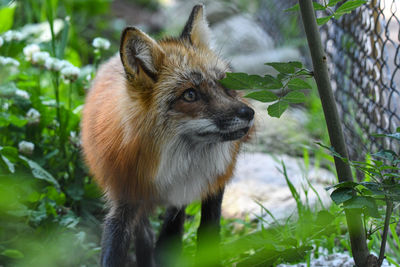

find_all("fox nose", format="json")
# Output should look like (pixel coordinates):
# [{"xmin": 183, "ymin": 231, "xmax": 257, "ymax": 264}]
[{"xmin": 237, "ymin": 105, "xmax": 255, "ymax": 121}]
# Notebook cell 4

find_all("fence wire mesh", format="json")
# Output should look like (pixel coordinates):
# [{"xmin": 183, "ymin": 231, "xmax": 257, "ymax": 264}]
[{"xmin": 321, "ymin": 0, "xmax": 400, "ymax": 164}]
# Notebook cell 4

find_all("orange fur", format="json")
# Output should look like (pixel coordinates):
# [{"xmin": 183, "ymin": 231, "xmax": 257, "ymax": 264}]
[{"xmin": 81, "ymin": 13, "xmax": 253, "ymax": 208}]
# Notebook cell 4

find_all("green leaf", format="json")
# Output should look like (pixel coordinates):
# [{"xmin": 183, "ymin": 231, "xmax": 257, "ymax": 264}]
[
  {"xmin": 19, "ymin": 156, "xmax": 60, "ymax": 189},
  {"xmin": 284, "ymin": 3, "xmax": 299, "ymax": 12},
  {"xmin": 27, "ymin": 191, "xmax": 41, "ymax": 203},
  {"xmin": 372, "ymin": 150, "xmax": 397, "ymax": 162},
  {"xmin": 0, "ymin": 155, "xmax": 15, "ymax": 173},
  {"xmin": 335, "ymin": 0, "xmax": 367, "ymax": 15},
  {"xmin": 267, "ymin": 101, "xmax": 289, "ymax": 118},
  {"xmin": 8, "ymin": 114, "xmax": 28, "ymax": 127},
  {"xmin": 0, "ymin": 116, "xmax": 10, "ymax": 127},
  {"xmin": 287, "ymin": 78, "xmax": 312, "ymax": 90},
  {"xmin": 360, "ymin": 182, "xmax": 385, "ymax": 195},
  {"xmin": 220, "ymin": 73, "xmax": 282, "ymax": 90},
  {"xmin": 0, "ymin": 3, "xmax": 16, "ymax": 34},
  {"xmin": 265, "ymin": 61, "xmax": 302, "ymax": 74},
  {"xmin": 245, "ymin": 91, "xmax": 278, "ymax": 103},
  {"xmin": 313, "ymin": 2, "xmax": 326, "ymax": 10},
  {"xmin": 317, "ymin": 15, "xmax": 333, "ymax": 25},
  {"xmin": 1, "ymin": 249, "xmax": 24, "ymax": 259},
  {"xmin": 0, "ymin": 146, "xmax": 19, "ymax": 162},
  {"xmin": 373, "ymin": 132, "xmax": 400, "ymax": 141},
  {"xmin": 325, "ymin": 181, "xmax": 358, "ymax": 190},
  {"xmin": 328, "ymin": 0, "xmax": 342, "ymax": 7},
  {"xmin": 331, "ymin": 187, "xmax": 353, "ymax": 204},
  {"xmin": 283, "ymin": 91, "xmax": 306, "ymax": 103},
  {"xmin": 315, "ymin": 210, "xmax": 335, "ymax": 226},
  {"xmin": 262, "ymin": 75, "xmax": 284, "ymax": 89},
  {"xmin": 344, "ymin": 196, "xmax": 378, "ymax": 214}
]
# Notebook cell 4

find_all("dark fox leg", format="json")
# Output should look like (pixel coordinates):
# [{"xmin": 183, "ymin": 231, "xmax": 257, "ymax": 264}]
[
  {"xmin": 196, "ymin": 188, "xmax": 224, "ymax": 266},
  {"xmin": 101, "ymin": 203, "xmax": 136, "ymax": 267},
  {"xmin": 155, "ymin": 206, "xmax": 186, "ymax": 266},
  {"xmin": 134, "ymin": 216, "xmax": 156, "ymax": 267}
]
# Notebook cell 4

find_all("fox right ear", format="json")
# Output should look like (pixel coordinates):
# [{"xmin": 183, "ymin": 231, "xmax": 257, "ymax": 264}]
[
  {"xmin": 120, "ymin": 27, "xmax": 165, "ymax": 81},
  {"xmin": 181, "ymin": 4, "xmax": 212, "ymax": 49}
]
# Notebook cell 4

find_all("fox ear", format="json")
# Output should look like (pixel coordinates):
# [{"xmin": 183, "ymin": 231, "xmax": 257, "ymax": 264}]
[
  {"xmin": 120, "ymin": 27, "xmax": 165, "ymax": 81},
  {"xmin": 181, "ymin": 4, "xmax": 212, "ymax": 49}
]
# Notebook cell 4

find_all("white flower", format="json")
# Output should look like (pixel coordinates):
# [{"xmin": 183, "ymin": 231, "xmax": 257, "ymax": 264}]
[
  {"xmin": 15, "ymin": 89, "xmax": 30, "ymax": 99},
  {"xmin": 3, "ymin": 31, "xmax": 14, "ymax": 42},
  {"xmin": 2, "ymin": 30, "xmax": 23, "ymax": 42},
  {"xmin": 58, "ymin": 59, "xmax": 73, "ymax": 70},
  {"xmin": 92, "ymin": 37, "xmax": 111, "ymax": 50},
  {"xmin": 31, "ymin": 51, "xmax": 50, "ymax": 66},
  {"xmin": 69, "ymin": 131, "xmax": 81, "ymax": 147},
  {"xmin": 44, "ymin": 57, "xmax": 63, "ymax": 71},
  {"xmin": 13, "ymin": 31, "xmax": 23, "ymax": 41},
  {"xmin": 0, "ymin": 56, "xmax": 20, "ymax": 67},
  {"xmin": 44, "ymin": 57, "xmax": 73, "ymax": 72},
  {"xmin": 0, "ymin": 36, "xmax": 3, "ymax": 47},
  {"xmin": 61, "ymin": 65, "xmax": 80, "ymax": 82},
  {"xmin": 26, "ymin": 108, "xmax": 41, "ymax": 123},
  {"xmin": 18, "ymin": 141, "xmax": 35, "ymax": 155},
  {"xmin": 2, "ymin": 102, "xmax": 9, "ymax": 110},
  {"xmin": 23, "ymin": 44, "xmax": 41, "ymax": 61}
]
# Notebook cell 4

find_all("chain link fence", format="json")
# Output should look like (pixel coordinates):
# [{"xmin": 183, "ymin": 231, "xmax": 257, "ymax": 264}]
[
  {"xmin": 256, "ymin": 0, "xmax": 399, "ymax": 166},
  {"xmin": 321, "ymin": 0, "xmax": 400, "ymax": 164}
]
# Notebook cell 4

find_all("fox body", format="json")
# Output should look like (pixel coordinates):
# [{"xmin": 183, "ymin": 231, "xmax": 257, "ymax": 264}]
[{"xmin": 81, "ymin": 4, "xmax": 254, "ymax": 267}]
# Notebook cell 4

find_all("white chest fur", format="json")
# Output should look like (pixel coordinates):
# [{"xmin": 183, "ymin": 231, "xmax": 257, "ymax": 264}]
[{"xmin": 155, "ymin": 137, "xmax": 233, "ymax": 207}]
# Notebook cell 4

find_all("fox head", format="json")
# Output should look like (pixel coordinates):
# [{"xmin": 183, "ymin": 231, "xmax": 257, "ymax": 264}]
[{"xmin": 119, "ymin": 4, "xmax": 254, "ymax": 144}]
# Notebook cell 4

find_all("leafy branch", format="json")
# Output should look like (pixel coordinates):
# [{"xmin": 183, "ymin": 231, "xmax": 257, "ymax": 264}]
[
  {"xmin": 286, "ymin": 0, "xmax": 367, "ymax": 25},
  {"xmin": 220, "ymin": 61, "xmax": 313, "ymax": 118},
  {"xmin": 320, "ymin": 128, "xmax": 400, "ymax": 266}
]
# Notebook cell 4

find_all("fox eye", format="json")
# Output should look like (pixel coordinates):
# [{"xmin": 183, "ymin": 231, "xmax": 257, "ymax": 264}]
[{"xmin": 182, "ymin": 88, "xmax": 198, "ymax": 102}]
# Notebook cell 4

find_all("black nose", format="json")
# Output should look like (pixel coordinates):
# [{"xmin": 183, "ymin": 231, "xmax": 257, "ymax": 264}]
[{"xmin": 237, "ymin": 105, "xmax": 255, "ymax": 120}]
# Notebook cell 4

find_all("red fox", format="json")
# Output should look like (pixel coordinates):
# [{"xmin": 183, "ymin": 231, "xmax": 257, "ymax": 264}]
[{"xmin": 81, "ymin": 4, "xmax": 254, "ymax": 267}]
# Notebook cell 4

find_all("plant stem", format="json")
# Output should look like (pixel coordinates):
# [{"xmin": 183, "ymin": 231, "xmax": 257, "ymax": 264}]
[
  {"xmin": 297, "ymin": 0, "xmax": 373, "ymax": 266},
  {"xmin": 378, "ymin": 199, "xmax": 393, "ymax": 266},
  {"xmin": 46, "ymin": 0, "xmax": 57, "ymax": 58}
]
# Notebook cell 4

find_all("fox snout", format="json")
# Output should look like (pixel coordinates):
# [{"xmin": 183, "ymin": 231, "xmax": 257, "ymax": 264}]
[
  {"xmin": 188, "ymin": 103, "xmax": 254, "ymax": 143},
  {"xmin": 213, "ymin": 104, "xmax": 255, "ymax": 141}
]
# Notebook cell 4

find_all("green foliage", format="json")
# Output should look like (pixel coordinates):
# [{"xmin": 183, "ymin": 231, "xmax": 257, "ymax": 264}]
[
  {"xmin": 220, "ymin": 61, "xmax": 313, "ymax": 118},
  {"xmin": 286, "ymin": 0, "xmax": 367, "ymax": 25},
  {"xmin": 0, "ymin": 1, "xmax": 115, "ymax": 265},
  {"xmin": 0, "ymin": 3, "xmax": 16, "ymax": 33},
  {"xmin": 320, "ymin": 129, "xmax": 400, "ymax": 261},
  {"xmin": 219, "ymin": 161, "xmax": 346, "ymax": 266}
]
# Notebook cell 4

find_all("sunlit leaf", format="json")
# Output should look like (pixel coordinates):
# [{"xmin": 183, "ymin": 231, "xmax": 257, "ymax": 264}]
[
  {"xmin": 245, "ymin": 91, "xmax": 278, "ymax": 103},
  {"xmin": 267, "ymin": 101, "xmax": 289, "ymax": 118},
  {"xmin": 220, "ymin": 73, "xmax": 282, "ymax": 90},
  {"xmin": 317, "ymin": 15, "xmax": 333, "ymax": 25},
  {"xmin": 287, "ymin": 78, "xmax": 312, "ymax": 90},
  {"xmin": 265, "ymin": 62, "xmax": 302, "ymax": 74},
  {"xmin": 313, "ymin": 2, "xmax": 326, "ymax": 10},
  {"xmin": 335, "ymin": 0, "xmax": 367, "ymax": 15},
  {"xmin": 284, "ymin": 3, "xmax": 299, "ymax": 12},
  {"xmin": 283, "ymin": 91, "xmax": 306, "ymax": 103},
  {"xmin": 1, "ymin": 249, "xmax": 24, "ymax": 259},
  {"xmin": 0, "ymin": 3, "xmax": 16, "ymax": 34},
  {"xmin": 328, "ymin": 0, "xmax": 342, "ymax": 7}
]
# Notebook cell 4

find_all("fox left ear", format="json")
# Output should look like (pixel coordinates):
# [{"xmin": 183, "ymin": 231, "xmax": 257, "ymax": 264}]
[
  {"xmin": 181, "ymin": 4, "xmax": 212, "ymax": 49},
  {"xmin": 120, "ymin": 27, "xmax": 165, "ymax": 82}
]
